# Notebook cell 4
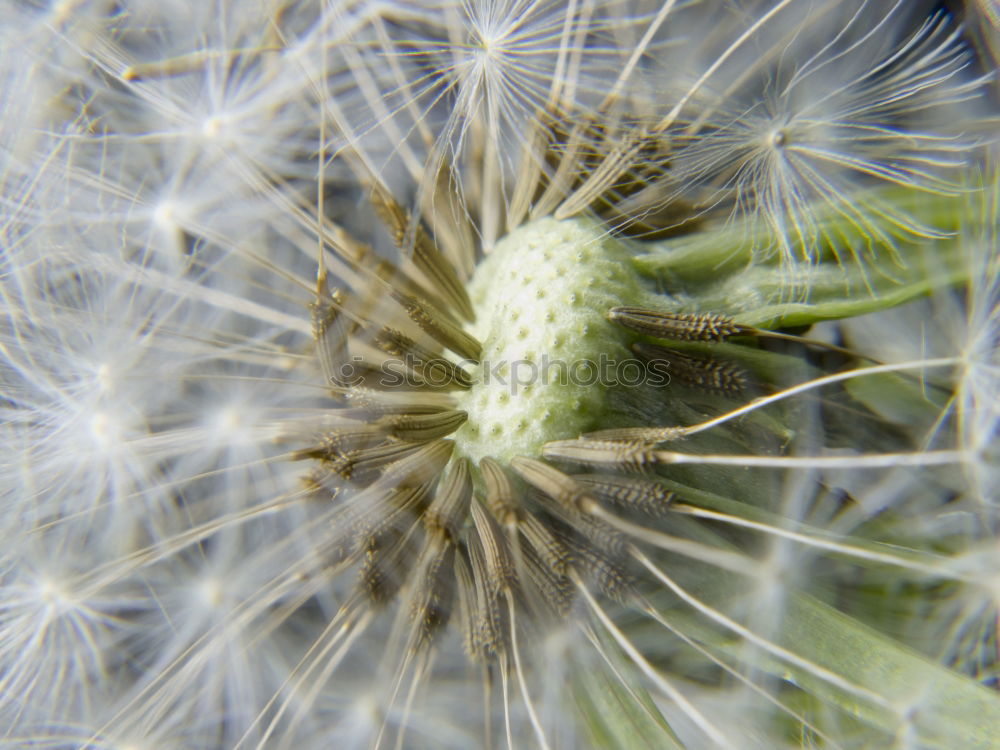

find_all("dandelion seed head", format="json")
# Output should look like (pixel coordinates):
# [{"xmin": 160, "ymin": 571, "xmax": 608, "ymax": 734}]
[
  {"xmin": 4, "ymin": 1, "xmax": 999, "ymax": 747},
  {"xmin": 454, "ymin": 217, "xmax": 646, "ymax": 462}
]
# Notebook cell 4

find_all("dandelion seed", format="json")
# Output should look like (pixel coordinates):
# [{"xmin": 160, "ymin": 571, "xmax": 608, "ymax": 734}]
[
  {"xmin": 608, "ymin": 306, "xmax": 740, "ymax": 342},
  {"xmin": 632, "ymin": 340, "xmax": 750, "ymax": 397},
  {"xmin": 3, "ymin": 2, "xmax": 999, "ymax": 748},
  {"xmin": 540, "ymin": 438, "xmax": 656, "ymax": 472},
  {"xmin": 571, "ymin": 473, "xmax": 676, "ymax": 518}
]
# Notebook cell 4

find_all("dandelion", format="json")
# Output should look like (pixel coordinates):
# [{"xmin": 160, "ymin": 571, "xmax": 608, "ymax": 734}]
[{"xmin": 2, "ymin": 1, "xmax": 999, "ymax": 749}]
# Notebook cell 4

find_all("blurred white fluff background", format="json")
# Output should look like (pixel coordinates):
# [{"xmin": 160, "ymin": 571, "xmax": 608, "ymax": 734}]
[{"xmin": 1, "ymin": 1, "xmax": 999, "ymax": 748}]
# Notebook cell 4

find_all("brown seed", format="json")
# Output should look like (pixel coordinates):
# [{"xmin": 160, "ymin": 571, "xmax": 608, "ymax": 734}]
[
  {"xmin": 541, "ymin": 438, "xmax": 654, "ymax": 472},
  {"xmin": 378, "ymin": 410, "xmax": 468, "ymax": 442},
  {"xmin": 518, "ymin": 533, "xmax": 574, "ymax": 617},
  {"xmin": 378, "ymin": 439, "xmax": 455, "ymax": 489},
  {"xmin": 632, "ymin": 341, "xmax": 748, "ymax": 397},
  {"xmin": 608, "ymin": 307, "xmax": 740, "ymax": 342},
  {"xmin": 372, "ymin": 258, "xmax": 457, "ymax": 325},
  {"xmin": 423, "ymin": 159, "xmax": 477, "ymax": 280},
  {"xmin": 407, "ymin": 541, "xmax": 456, "ymax": 647},
  {"xmin": 339, "ymin": 388, "xmax": 455, "ymax": 418},
  {"xmin": 466, "ymin": 514, "xmax": 512, "ymax": 659},
  {"xmin": 582, "ymin": 425, "xmax": 686, "ymax": 442},
  {"xmin": 559, "ymin": 531, "xmax": 633, "ymax": 603},
  {"xmin": 349, "ymin": 484, "xmax": 429, "ymax": 546},
  {"xmin": 334, "ymin": 357, "xmax": 458, "ymax": 393},
  {"xmin": 369, "ymin": 183, "xmax": 474, "ymax": 320},
  {"xmin": 467, "ymin": 579, "xmax": 508, "ymax": 660},
  {"xmin": 572, "ymin": 474, "xmax": 676, "ymax": 518},
  {"xmin": 453, "ymin": 552, "xmax": 481, "ymax": 659},
  {"xmin": 555, "ymin": 128, "xmax": 647, "ymax": 220},
  {"xmin": 470, "ymin": 500, "xmax": 517, "ymax": 594},
  {"xmin": 518, "ymin": 513, "xmax": 572, "ymax": 580},
  {"xmin": 325, "ymin": 441, "xmax": 427, "ymax": 483},
  {"xmin": 480, "ymin": 457, "xmax": 523, "ymax": 528},
  {"xmin": 512, "ymin": 459, "xmax": 628, "ymax": 559},
  {"xmin": 422, "ymin": 458, "xmax": 473, "ymax": 543},
  {"xmin": 359, "ymin": 526, "xmax": 418, "ymax": 605},
  {"xmin": 391, "ymin": 290, "xmax": 482, "ymax": 362},
  {"xmin": 567, "ymin": 510, "xmax": 628, "ymax": 560},
  {"xmin": 372, "ymin": 327, "xmax": 474, "ymax": 389},
  {"xmin": 290, "ymin": 425, "xmax": 386, "ymax": 462},
  {"xmin": 510, "ymin": 456, "xmax": 596, "ymax": 514}
]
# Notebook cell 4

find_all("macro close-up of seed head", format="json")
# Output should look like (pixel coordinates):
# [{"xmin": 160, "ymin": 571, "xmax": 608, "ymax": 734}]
[{"xmin": 2, "ymin": 1, "xmax": 999, "ymax": 748}]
